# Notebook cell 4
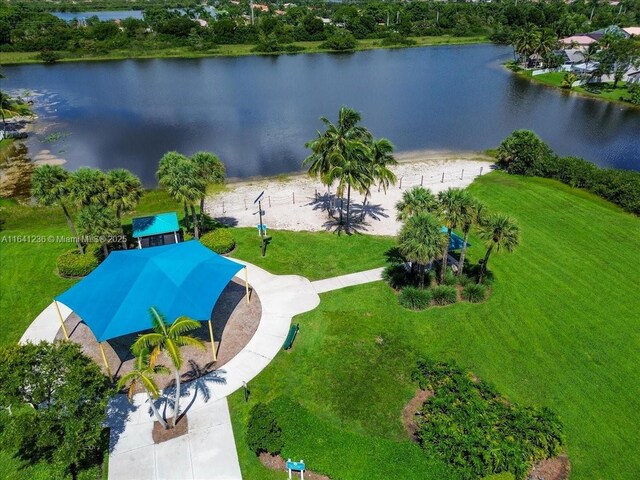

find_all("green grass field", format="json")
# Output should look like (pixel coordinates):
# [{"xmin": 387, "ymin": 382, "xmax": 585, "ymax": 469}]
[
  {"xmin": 521, "ymin": 70, "xmax": 637, "ymax": 106},
  {"xmin": 227, "ymin": 173, "xmax": 640, "ymax": 479},
  {"xmin": 0, "ymin": 35, "xmax": 489, "ymax": 65}
]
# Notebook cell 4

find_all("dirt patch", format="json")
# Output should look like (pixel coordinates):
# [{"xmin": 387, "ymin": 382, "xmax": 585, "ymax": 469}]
[
  {"xmin": 152, "ymin": 416, "xmax": 188, "ymax": 444},
  {"xmin": 403, "ymin": 389, "xmax": 434, "ymax": 440},
  {"xmin": 528, "ymin": 454, "xmax": 571, "ymax": 480},
  {"xmin": 259, "ymin": 453, "xmax": 331, "ymax": 480},
  {"xmin": 56, "ymin": 278, "xmax": 261, "ymax": 390}
]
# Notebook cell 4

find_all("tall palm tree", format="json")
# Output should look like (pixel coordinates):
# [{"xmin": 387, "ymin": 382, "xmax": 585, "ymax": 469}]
[
  {"xmin": 77, "ymin": 204, "xmax": 120, "ymax": 257},
  {"xmin": 106, "ymin": 169, "xmax": 143, "ymax": 250},
  {"xmin": 132, "ymin": 307, "xmax": 205, "ymax": 428},
  {"xmin": 158, "ymin": 152, "xmax": 206, "ymax": 238},
  {"xmin": 191, "ymin": 151, "xmax": 225, "ymax": 225},
  {"xmin": 395, "ymin": 186, "xmax": 438, "ymax": 221},
  {"xmin": 456, "ymin": 195, "xmax": 486, "ymax": 277},
  {"xmin": 304, "ymin": 107, "xmax": 373, "ymax": 228},
  {"xmin": 369, "ymin": 138, "xmax": 397, "ymax": 193},
  {"xmin": 68, "ymin": 167, "xmax": 108, "ymax": 208},
  {"xmin": 477, "ymin": 213, "xmax": 521, "ymax": 284},
  {"xmin": 31, "ymin": 165, "xmax": 83, "ymax": 253},
  {"xmin": 117, "ymin": 348, "xmax": 170, "ymax": 429},
  {"xmin": 398, "ymin": 212, "xmax": 447, "ymax": 289},
  {"xmin": 437, "ymin": 188, "xmax": 466, "ymax": 283},
  {"xmin": 581, "ymin": 43, "xmax": 599, "ymax": 72},
  {"xmin": 323, "ymin": 140, "xmax": 374, "ymax": 233}
]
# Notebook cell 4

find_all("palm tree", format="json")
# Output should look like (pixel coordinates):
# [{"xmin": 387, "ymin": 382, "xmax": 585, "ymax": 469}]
[
  {"xmin": 117, "ymin": 348, "xmax": 170, "ymax": 429},
  {"xmin": 398, "ymin": 212, "xmax": 447, "ymax": 289},
  {"xmin": 191, "ymin": 151, "xmax": 225, "ymax": 225},
  {"xmin": 31, "ymin": 165, "xmax": 84, "ymax": 253},
  {"xmin": 535, "ymin": 30, "xmax": 558, "ymax": 61},
  {"xmin": 437, "ymin": 188, "xmax": 466, "ymax": 283},
  {"xmin": 304, "ymin": 107, "xmax": 373, "ymax": 228},
  {"xmin": 395, "ymin": 186, "xmax": 438, "ymax": 222},
  {"xmin": 581, "ymin": 43, "xmax": 598, "ymax": 72},
  {"xmin": 106, "ymin": 169, "xmax": 143, "ymax": 250},
  {"xmin": 456, "ymin": 195, "xmax": 486, "ymax": 277},
  {"xmin": 77, "ymin": 204, "xmax": 121, "ymax": 257},
  {"xmin": 323, "ymin": 140, "xmax": 374, "ymax": 233},
  {"xmin": 132, "ymin": 307, "xmax": 205, "ymax": 428},
  {"xmin": 158, "ymin": 152, "xmax": 206, "ymax": 239},
  {"xmin": 68, "ymin": 167, "xmax": 108, "ymax": 208},
  {"xmin": 477, "ymin": 213, "xmax": 521, "ymax": 284},
  {"xmin": 369, "ymin": 138, "xmax": 397, "ymax": 192},
  {"xmin": 561, "ymin": 72, "xmax": 578, "ymax": 89}
]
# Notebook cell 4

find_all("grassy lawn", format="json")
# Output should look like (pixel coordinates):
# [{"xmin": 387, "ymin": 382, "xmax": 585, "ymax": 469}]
[
  {"xmin": 520, "ymin": 70, "xmax": 637, "ymax": 106},
  {"xmin": 228, "ymin": 173, "xmax": 640, "ymax": 480},
  {"xmin": 0, "ymin": 35, "xmax": 489, "ymax": 65},
  {"xmin": 0, "ymin": 190, "xmax": 392, "ymax": 347}
]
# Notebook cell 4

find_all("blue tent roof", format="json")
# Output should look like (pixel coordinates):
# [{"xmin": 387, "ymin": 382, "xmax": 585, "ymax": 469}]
[
  {"xmin": 440, "ymin": 226, "xmax": 470, "ymax": 251},
  {"xmin": 56, "ymin": 240, "xmax": 244, "ymax": 342},
  {"xmin": 132, "ymin": 212, "xmax": 179, "ymax": 238}
]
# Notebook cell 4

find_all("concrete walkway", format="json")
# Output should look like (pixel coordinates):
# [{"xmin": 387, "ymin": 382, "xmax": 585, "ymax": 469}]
[
  {"xmin": 311, "ymin": 267, "xmax": 384, "ymax": 294},
  {"xmin": 21, "ymin": 262, "xmax": 385, "ymax": 479}
]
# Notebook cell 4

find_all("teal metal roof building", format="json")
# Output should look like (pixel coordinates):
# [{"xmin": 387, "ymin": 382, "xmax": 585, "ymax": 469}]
[{"xmin": 132, "ymin": 212, "xmax": 181, "ymax": 248}]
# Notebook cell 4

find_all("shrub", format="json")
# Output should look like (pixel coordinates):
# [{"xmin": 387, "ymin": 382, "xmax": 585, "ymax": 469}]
[
  {"xmin": 382, "ymin": 263, "xmax": 409, "ymax": 290},
  {"xmin": 443, "ymin": 270, "xmax": 458, "ymax": 286},
  {"xmin": 457, "ymin": 274, "xmax": 473, "ymax": 287},
  {"xmin": 381, "ymin": 33, "xmax": 416, "ymax": 46},
  {"xmin": 39, "ymin": 50, "xmax": 61, "ymax": 63},
  {"xmin": 431, "ymin": 285, "xmax": 458, "ymax": 306},
  {"xmin": 246, "ymin": 402, "xmax": 284, "ymax": 455},
  {"xmin": 399, "ymin": 287, "xmax": 432, "ymax": 310},
  {"xmin": 200, "ymin": 228, "xmax": 235, "ymax": 254},
  {"xmin": 496, "ymin": 130, "xmax": 555, "ymax": 176},
  {"xmin": 321, "ymin": 31, "xmax": 357, "ymax": 51},
  {"xmin": 412, "ymin": 358, "xmax": 565, "ymax": 480},
  {"xmin": 56, "ymin": 244, "xmax": 101, "ymax": 278},
  {"xmin": 462, "ymin": 284, "xmax": 486, "ymax": 303}
]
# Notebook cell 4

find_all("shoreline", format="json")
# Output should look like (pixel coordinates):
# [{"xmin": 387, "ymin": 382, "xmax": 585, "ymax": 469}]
[
  {"xmin": 0, "ymin": 36, "xmax": 490, "ymax": 66},
  {"xmin": 507, "ymin": 65, "xmax": 640, "ymax": 109}
]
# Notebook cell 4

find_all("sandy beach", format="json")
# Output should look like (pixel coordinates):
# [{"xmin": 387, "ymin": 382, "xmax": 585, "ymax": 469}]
[{"xmin": 204, "ymin": 150, "xmax": 494, "ymax": 236}]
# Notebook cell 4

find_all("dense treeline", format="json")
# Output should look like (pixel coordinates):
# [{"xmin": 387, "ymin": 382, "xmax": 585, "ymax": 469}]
[
  {"xmin": 497, "ymin": 130, "xmax": 640, "ymax": 215},
  {"xmin": 1, "ymin": 0, "xmax": 639, "ymax": 56}
]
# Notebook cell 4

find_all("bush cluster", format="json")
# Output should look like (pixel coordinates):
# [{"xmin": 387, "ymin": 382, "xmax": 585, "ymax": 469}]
[
  {"xmin": 462, "ymin": 284, "xmax": 486, "ymax": 303},
  {"xmin": 56, "ymin": 244, "xmax": 102, "ymax": 277},
  {"xmin": 497, "ymin": 130, "xmax": 640, "ymax": 215},
  {"xmin": 399, "ymin": 287, "xmax": 432, "ymax": 310},
  {"xmin": 431, "ymin": 285, "xmax": 458, "ymax": 305},
  {"xmin": 412, "ymin": 358, "xmax": 565, "ymax": 480},
  {"xmin": 200, "ymin": 228, "xmax": 235, "ymax": 254},
  {"xmin": 246, "ymin": 402, "xmax": 284, "ymax": 456},
  {"xmin": 321, "ymin": 31, "xmax": 357, "ymax": 51}
]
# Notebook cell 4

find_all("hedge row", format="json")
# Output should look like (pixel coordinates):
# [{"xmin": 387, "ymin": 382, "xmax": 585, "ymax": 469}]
[
  {"xmin": 497, "ymin": 130, "xmax": 640, "ymax": 215},
  {"xmin": 200, "ymin": 228, "xmax": 236, "ymax": 255},
  {"xmin": 56, "ymin": 244, "xmax": 102, "ymax": 278}
]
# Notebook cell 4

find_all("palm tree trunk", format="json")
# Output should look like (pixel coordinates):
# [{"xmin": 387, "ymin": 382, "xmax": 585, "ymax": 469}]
[
  {"xmin": 183, "ymin": 202, "xmax": 190, "ymax": 230},
  {"xmin": 190, "ymin": 205, "xmax": 199, "ymax": 239},
  {"xmin": 199, "ymin": 196, "xmax": 206, "ymax": 226},
  {"xmin": 419, "ymin": 264, "xmax": 425, "ymax": 289},
  {"xmin": 173, "ymin": 369, "xmax": 181, "ymax": 428},
  {"xmin": 440, "ymin": 229, "xmax": 451, "ymax": 283},
  {"xmin": 148, "ymin": 392, "xmax": 168, "ymax": 429},
  {"xmin": 457, "ymin": 228, "xmax": 470, "ymax": 277},
  {"xmin": 478, "ymin": 244, "xmax": 494, "ymax": 284},
  {"xmin": 102, "ymin": 242, "xmax": 109, "ymax": 258},
  {"xmin": 62, "ymin": 204, "xmax": 84, "ymax": 254},
  {"xmin": 117, "ymin": 207, "xmax": 127, "ymax": 250},
  {"xmin": 346, "ymin": 183, "xmax": 351, "ymax": 234}
]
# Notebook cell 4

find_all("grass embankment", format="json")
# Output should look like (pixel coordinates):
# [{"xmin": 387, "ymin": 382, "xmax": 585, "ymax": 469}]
[
  {"xmin": 227, "ymin": 173, "xmax": 640, "ymax": 480},
  {"xmin": 0, "ymin": 190, "xmax": 393, "ymax": 347},
  {"xmin": 518, "ymin": 70, "xmax": 638, "ymax": 107},
  {"xmin": 0, "ymin": 35, "xmax": 489, "ymax": 65}
]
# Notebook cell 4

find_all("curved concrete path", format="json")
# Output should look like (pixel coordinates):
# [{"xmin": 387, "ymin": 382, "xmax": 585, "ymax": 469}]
[
  {"xmin": 21, "ymin": 259, "xmax": 320, "ymax": 480},
  {"xmin": 21, "ymin": 263, "xmax": 386, "ymax": 479}
]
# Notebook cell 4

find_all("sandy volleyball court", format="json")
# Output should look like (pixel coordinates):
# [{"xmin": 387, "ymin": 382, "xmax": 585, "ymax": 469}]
[{"xmin": 205, "ymin": 150, "xmax": 494, "ymax": 236}]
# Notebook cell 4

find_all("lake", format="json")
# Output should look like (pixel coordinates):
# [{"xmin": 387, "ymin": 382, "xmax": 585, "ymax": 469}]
[
  {"xmin": 3, "ymin": 44, "xmax": 639, "ymax": 186},
  {"xmin": 51, "ymin": 11, "xmax": 144, "ymax": 22}
]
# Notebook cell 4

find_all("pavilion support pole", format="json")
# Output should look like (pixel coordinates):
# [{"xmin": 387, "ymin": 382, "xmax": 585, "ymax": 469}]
[
  {"xmin": 53, "ymin": 300, "xmax": 69, "ymax": 340},
  {"xmin": 99, "ymin": 342, "xmax": 113, "ymax": 381},
  {"xmin": 245, "ymin": 267, "xmax": 250, "ymax": 304},
  {"xmin": 208, "ymin": 320, "xmax": 217, "ymax": 362}
]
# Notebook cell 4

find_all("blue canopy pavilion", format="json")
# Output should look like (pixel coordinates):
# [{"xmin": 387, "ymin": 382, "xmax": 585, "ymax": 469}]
[{"xmin": 132, "ymin": 212, "xmax": 181, "ymax": 249}]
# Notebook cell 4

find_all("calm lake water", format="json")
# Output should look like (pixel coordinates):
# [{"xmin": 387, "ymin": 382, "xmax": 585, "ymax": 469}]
[
  {"xmin": 51, "ymin": 11, "xmax": 144, "ymax": 22},
  {"xmin": 3, "ymin": 44, "xmax": 639, "ymax": 185}
]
